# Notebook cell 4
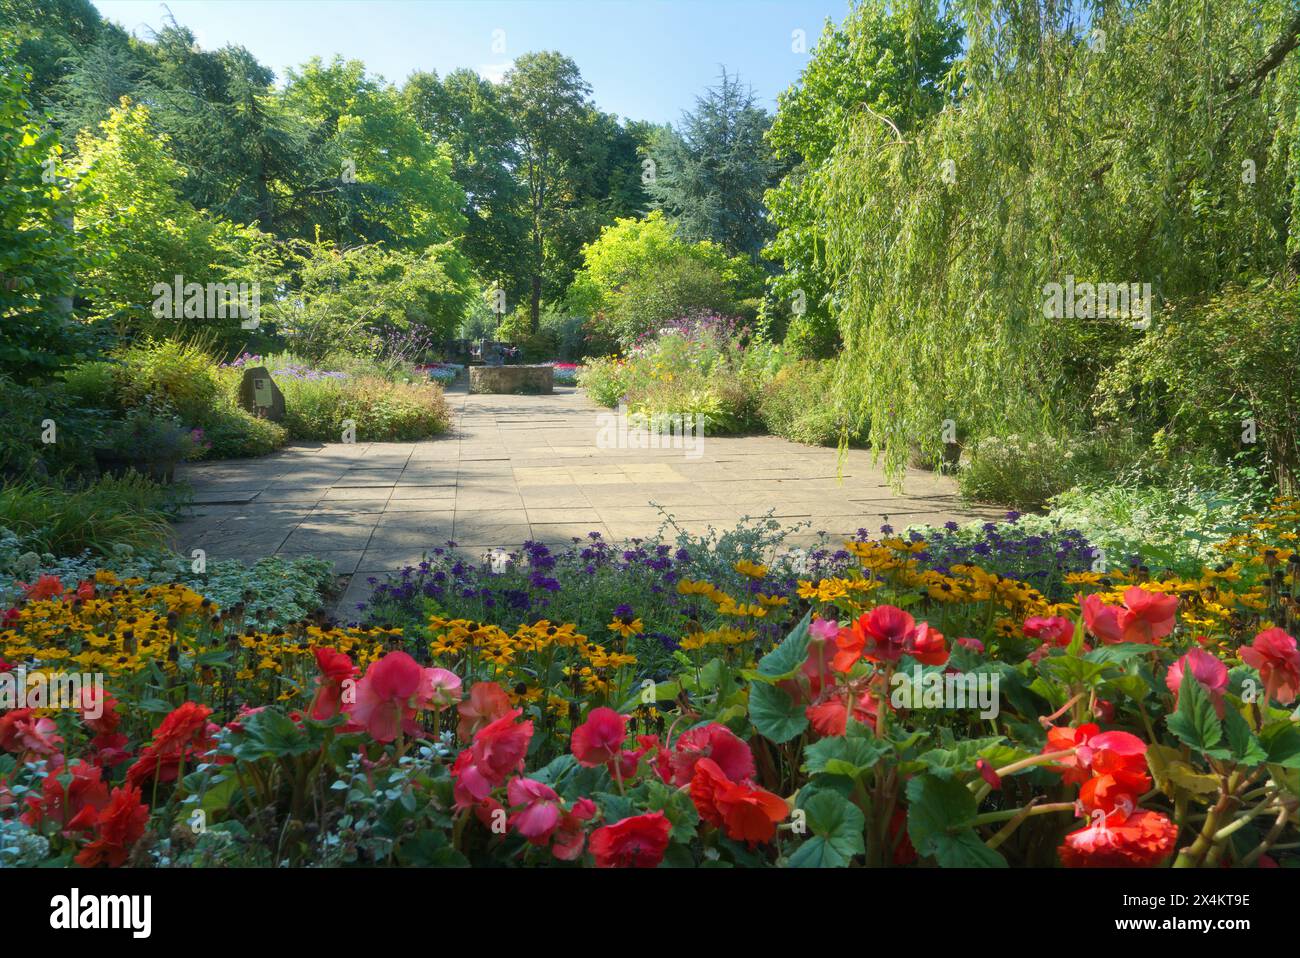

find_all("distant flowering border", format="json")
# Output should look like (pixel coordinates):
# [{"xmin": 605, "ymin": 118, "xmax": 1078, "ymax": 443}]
[
  {"xmin": 417, "ymin": 362, "xmax": 463, "ymax": 385},
  {"xmin": 542, "ymin": 362, "xmax": 582, "ymax": 386},
  {"xmin": 221, "ymin": 353, "xmax": 348, "ymax": 381}
]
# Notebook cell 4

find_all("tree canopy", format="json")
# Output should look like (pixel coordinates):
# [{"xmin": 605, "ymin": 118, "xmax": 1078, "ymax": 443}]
[
  {"xmin": 649, "ymin": 68, "xmax": 783, "ymax": 264},
  {"xmin": 814, "ymin": 0, "xmax": 1300, "ymax": 476}
]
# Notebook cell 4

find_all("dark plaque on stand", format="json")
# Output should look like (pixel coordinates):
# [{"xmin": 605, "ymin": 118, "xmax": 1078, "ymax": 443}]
[{"xmin": 237, "ymin": 366, "xmax": 285, "ymax": 421}]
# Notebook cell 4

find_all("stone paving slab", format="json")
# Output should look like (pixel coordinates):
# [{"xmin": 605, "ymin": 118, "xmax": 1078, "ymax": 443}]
[{"xmin": 172, "ymin": 382, "xmax": 1002, "ymax": 608}]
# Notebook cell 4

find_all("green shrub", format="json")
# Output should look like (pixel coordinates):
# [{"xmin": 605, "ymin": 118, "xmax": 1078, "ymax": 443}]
[
  {"xmin": 583, "ymin": 322, "xmax": 785, "ymax": 434},
  {"xmin": 1096, "ymin": 278, "xmax": 1300, "ymax": 492},
  {"xmin": 782, "ymin": 314, "xmax": 840, "ymax": 360},
  {"xmin": 494, "ymin": 306, "xmax": 531, "ymax": 343},
  {"xmin": 195, "ymin": 404, "xmax": 286, "ymax": 459},
  {"xmin": 516, "ymin": 331, "xmax": 558, "ymax": 362},
  {"xmin": 578, "ymin": 356, "xmax": 629, "ymax": 407},
  {"xmin": 1046, "ymin": 461, "xmax": 1269, "ymax": 573},
  {"xmin": 540, "ymin": 311, "xmax": 587, "ymax": 361},
  {"xmin": 497, "ymin": 306, "xmax": 573, "ymax": 361},
  {"xmin": 760, "ymin": 360, "xmax": 851, "ymax": 445},
  {"xmin": 65, "ymin": 342, "xmax": 290, "ymax": 460},
  {"xmin": 578, "ymin": 317, "xmax": 621, "ymax": 361},
  {"xmin": 275, "ymin": 375, "xmax": 450, "ymax": 442},
  {"xmin": 114, "ymin": 340, "xmax": 224, "ymax": 422},
  {"xmin": 313, "ymin": 350, "xmax": 424, "ymax": 383},
  {"xmin": 59, "ymin": 360, "xmax": 119, "ymax": 409},
  {"xmin": 0, "ymin": 542, "xmax": 336, "ymax": 628},
  {"xmin": 958, "ymin": 429, "xmax": 1142, "ymax": 510},
  {"xmin": 0, "ymin": 475, "xmax": 175, "ymax": 556},
  {"xmin": 604, "ymin": 258, "xmax": 740, "ymax": 348},
  {"xmin": 0, "ymin": 374, "xmax": 103, "ymax": 479}
]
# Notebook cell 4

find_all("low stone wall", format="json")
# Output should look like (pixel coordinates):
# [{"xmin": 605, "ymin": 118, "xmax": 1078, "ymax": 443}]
[{"xmin": 468, "ymin": 364, "xmax": 554, "ymax": 395}]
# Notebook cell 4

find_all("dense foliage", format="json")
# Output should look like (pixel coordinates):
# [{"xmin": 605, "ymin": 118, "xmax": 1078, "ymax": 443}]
[
  {"xmin": 811, "ymin": 0, "xmax": 1298, "ymax": 479},
  {"xmin": 0, "ymin": 41, "xmax": 88, "ymax": 382}
]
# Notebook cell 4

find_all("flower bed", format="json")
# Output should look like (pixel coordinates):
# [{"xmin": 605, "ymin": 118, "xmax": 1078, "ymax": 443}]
[
  {"xmin": 416, "ymin": 362, "xmax": 463, "ymax": 385},
  {"xmin": 543, "ymin": 362, "xmax": 582, "ymax": 386},
  {"xmin": 1, "ymin": 501, "xmax": 1298, "ymax": 868}
]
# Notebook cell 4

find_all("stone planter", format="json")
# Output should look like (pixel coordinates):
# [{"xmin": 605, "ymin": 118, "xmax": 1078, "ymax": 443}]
[{"xmin": 468, "ymin": 364, "xmax": 554, "ymax": 395}]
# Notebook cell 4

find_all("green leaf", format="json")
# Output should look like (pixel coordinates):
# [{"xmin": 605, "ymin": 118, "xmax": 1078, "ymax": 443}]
[
  {"xmin": 1166, "ymin": 668, "xmax": 1224, "ymax": 754},
  {"xmin": 1223, "ymin": 707, "xmax": 1267, "ymax": 765},
  {"xmin": 930, "ymin": 830, "xmax": 1007, "ymax": 868},
  {"xmin": 906, "ymin": 771, "xmax": 978, "ymax": 856},
  {"xmin": 645, "ymin": 779, "xmax": 699, "ymax": 842},
  {"xmin": 748, "ymin": 679, "xmax": 807, "ymax": 743},
  {"xmin": 1104, "ymin": 673, "xmax": 1154, "ymax": 704},
  {"xmin": 754, "ymin": 610, "xmax": 812, "ymax": 682},
  {"xmin": 802, "ymin": 732, "xmax": 889, "ymax": 779},
  {"xmin": 1084, "ymin": 643, "xmax": 1159, "ymax": 665},
  {"xmin": 919, "ymin": 739, "xmax": 1033, "ymax": 775},
  {"xmin": 595, "ymin": 790, "xmax": 635, "ymax": 823},
  {"xmin": 787, "ymin": 789, "xmax": 865, "ymax": 868},
  {"xmin": 1260, "ymin": 722, "xmax": 1300, "ymax": 768},
  {"xmin": 1042, "ymin": 656, "xmax": 1108, "ymax": 686},
  {"xmin": 231, "ymin": 708, "xmax": 314, "ymax": 760}
]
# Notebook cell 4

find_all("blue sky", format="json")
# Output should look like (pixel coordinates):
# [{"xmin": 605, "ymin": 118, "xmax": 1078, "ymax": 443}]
[{"xmin": 91, "ymin": 0, "xmax": 852, "ymax": 124}]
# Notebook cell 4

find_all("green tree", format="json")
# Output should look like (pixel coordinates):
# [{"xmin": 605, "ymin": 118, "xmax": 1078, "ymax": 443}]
[
  {"xmin": 648, "ymin": 69, "xmax": 782, "ymax": 263},
  {"xmin": 47, "ymin": 22, "xmax": 146, "ymax": 137},
  {"xmin": 764, "ymin": 0, "xmax": 961, "ymax": 354},
  {"xmin": 50, "ymin": 19, "xmax": 311, "ymax": 235},
  {"xmin": 0, "ymin": 41, "xmax": 90, "ymax": 381},
  {"xmin": 403, "ymin": 68, "xmax": 529, "ymax": 306},
  {"xmin": 280, "ymin": 56, "xmax": 468, "ymax": 252},
  {"xmin": 501, "ymin": 51, "xmax": 603, "ymax": 331},
  {"xmin": 267, "ymin": 234, "xmax": 472, "ymax": 362},
  {"xmin": 0, "ymin": 0, "xmax": 103, "ymax": 111},
  {"xmin": 816, "ymin": 0, "xmax": 1300, "ymax": 479},
  {"xmin": 594, "ymin": 114, "xmax": 654, "ymax": 219},
  {"xmin": 71, "ymin": 100, "xmax": 277, "ymax": 346},
  {"xmin": 566, "ymin": 210, "xmax": 761, "ymax": 322}
]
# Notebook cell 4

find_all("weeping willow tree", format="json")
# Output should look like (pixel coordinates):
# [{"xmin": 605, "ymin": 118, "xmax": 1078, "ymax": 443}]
[{"xmin": 815, "ymin": 0, "xmax": 1300, "ymax": 478}]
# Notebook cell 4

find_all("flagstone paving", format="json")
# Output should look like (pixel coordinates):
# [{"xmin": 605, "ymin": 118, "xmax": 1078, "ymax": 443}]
[{"xmin": 170, "ymin": 382, "xmax": 1001, "ymax": 614}]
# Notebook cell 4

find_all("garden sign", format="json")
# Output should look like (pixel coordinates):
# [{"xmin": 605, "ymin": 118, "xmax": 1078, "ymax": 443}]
[{"xmin": 237, "ymin": 366, "xmax": 285, "ymax": 421}]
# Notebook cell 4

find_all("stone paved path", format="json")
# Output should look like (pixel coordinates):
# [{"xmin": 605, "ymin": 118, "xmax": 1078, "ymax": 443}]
[{"xmin": 172, "ymin": 382, "xmax": 1000, "ymax": 608}]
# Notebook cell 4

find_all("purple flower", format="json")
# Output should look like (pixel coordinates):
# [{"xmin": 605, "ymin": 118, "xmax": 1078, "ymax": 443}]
[{"xmin": 529, "ymin": 573, "xmax": 561, "ymax": 592}]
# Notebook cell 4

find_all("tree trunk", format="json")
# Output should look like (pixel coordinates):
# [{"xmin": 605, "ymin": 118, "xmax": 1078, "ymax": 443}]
[{"xmin": 55, "ymin": 213, "xmax": 74, "ymax": 319}]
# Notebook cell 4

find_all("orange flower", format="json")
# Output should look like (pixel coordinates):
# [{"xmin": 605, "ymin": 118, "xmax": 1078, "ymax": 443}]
[
  {"xmin": 805, "ymin": 691, "xmax": 882, "ymax": 737},
  {"xmin": 22, "ymin": 574, "xmax": 64, "ymax": 600},
  {"xmin": 833, "ymin": 606, "xmax": 948, "ymax": 671},
  {"xmin": 456, "ymin": 681, "xmax": 513, "ymax": 741},
  {"xmin": 1058, "ymin": 809, "xmax": 1177, "ymax": 868},
  {"xmin": 689, "ymin": 757, "xmax": 787, "ymax": 845},
  {"xmin": 715, "ymin": 783, "xmax": 788, "ymax": 845},
  {"xmin": 1042, "ymin": 723, "xmax": 1099, "ymax": 786},
  {"xmin": 1241, "ymin": 627, "xmax": 1300, "ymax": 705}
]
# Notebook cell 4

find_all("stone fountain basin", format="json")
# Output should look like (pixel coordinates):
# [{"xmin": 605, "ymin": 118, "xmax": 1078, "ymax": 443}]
[{"xmin": 468, "ymin": 364, "xmax": 555, "ymax": 395}]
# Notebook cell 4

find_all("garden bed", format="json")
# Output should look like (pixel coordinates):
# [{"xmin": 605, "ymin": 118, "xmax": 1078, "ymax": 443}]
[{"xmin": 2, "ymin": 500, "xmax": 1297, "ymax": 868}]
